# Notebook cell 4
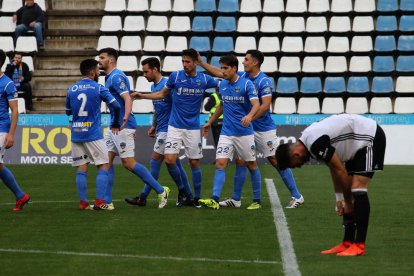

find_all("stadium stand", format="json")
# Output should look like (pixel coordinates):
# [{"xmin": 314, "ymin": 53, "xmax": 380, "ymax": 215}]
[{"xmin": 2, "ymin": 0, "xmax": 413, "ymax": 114}]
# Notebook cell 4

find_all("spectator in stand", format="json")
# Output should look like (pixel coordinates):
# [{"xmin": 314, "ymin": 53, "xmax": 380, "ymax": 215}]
[
  {"xmin": 13, "ymin": 0, "xmax": 44, "ymax": 48},
  {"xmin": 5, "ymin": 52, "xmax": 33, "ymax": 111}
]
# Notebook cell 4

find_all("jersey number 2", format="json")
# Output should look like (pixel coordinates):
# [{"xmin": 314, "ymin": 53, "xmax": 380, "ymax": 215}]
[{"xmin": 77, "ymin": 93, "xmax": 88, "ymax": 116}]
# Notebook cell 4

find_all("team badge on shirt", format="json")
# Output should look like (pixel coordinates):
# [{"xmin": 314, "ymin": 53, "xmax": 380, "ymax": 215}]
[
  {"xmin": 235, "ymin": 86, "xmax": 240, "ymax": 93},
  {"xmin": 196, "ymin": 79, "xmax": 201, "ymax": 86},
  {"xmin": 120, "ymin": 81, "xmax": 126, "ymax": 90}
]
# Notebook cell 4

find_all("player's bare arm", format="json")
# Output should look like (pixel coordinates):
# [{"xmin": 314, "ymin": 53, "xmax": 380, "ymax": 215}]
[
  {"xmin": 203, "ymin": 103, "xmax": 223, "ymax": 138},
  {"xmin": 147, "ymin": 112, "xmax": 157, "ymax": 137},
  {"xmin": 241, "ymin": 98, "xmax": 260, "ymax": 127},
  {"xmin": 197, "ymin": 53, "xmax": 224, "ymax": 78},
  {"xmin": 5, "ymin": 100, "xmax": 18, "ymax": 149},
  {"xmin": 132, "ymin": 86, "xmax": 169, "ymax": 100},
  {"xmin": 252, "ymin": 95, "xmax": 271, "ymax": 121},
  {"xmin": 120, "ymin": 92, "xmax": 132, "ymax": 129}
]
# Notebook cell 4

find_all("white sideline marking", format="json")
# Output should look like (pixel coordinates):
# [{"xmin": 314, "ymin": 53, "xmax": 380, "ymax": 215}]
[
  {"xmin": 0, "ymin": 248, "xmax": 279, "ymax": 265},
  {"xmin": 265, "ymin": 178, "xmax": 301, "ymax": 276}
]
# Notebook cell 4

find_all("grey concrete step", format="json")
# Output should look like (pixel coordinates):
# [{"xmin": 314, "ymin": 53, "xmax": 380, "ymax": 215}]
[
  {"xmin": 47, "ymin": 16, "xmax": 102, "ymax": 30},
  {"xmin": 33, "ymin": 69, "xmax": 82, "ymax": 77},
  {"xmin": 35, "ymin": 56, "xmax": 90, "ymax": 70},
  {"xmin": 33, "ymin": 89, "xmax": 69, "ymax": 98},
  {"xmin": 32, "ymin": 97, "xmax": 66, "ymax": 112},
  {"xmin": 44, "ymin": 36, "xmax": 98, "ymax": 51},
  {"xmin": 51, "ymin": 0, "xmax": 105, "ymax": 10},
  {"xmin": 33, "ymin": 77, "xmax": 80, "ymax": 91}
]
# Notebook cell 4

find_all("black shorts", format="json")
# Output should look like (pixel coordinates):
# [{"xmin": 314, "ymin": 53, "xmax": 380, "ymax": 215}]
[{"xmin": 345, "ymin": 125, "xmax": 386, "ymax": 178}]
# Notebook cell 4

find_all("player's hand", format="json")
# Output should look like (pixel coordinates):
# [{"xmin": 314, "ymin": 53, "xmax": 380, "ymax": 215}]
[
  {"xmin": 131, "ymin": 92, "xmax": 142, "ymax": 100},
  {"xmin": 147, "ymin": 126, "xmax": 156, "ymax": 137},
  {"xmin": 120, "ymin": 117, "xmax": 128, "ymax": 130},
  {"xmin": 335, "ymin": 200, "xmax": 345, "ymax": 216},
  {"xmin": 29, "ymin": 21, "xmax": 36, "ymax": 28},
  {"xmin": 4, "ymin": 134, "xmax": 14, "ymax": 149},
  {"xmin": 202, "ymin": 122, "xmax": 211, "ymax": 138},
  {"xmin": 110, "ymin": 127, "xmax": 120, "ymax": 135},
  {"xmin": 241, "ymin": 115, "xmax": 253, "ymax": 127},
  {"xmin": 197, "ymin": 52, "xmax": 203, "ymax": 63}
]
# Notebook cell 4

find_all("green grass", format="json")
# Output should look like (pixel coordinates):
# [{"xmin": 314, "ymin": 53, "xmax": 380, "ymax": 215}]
[{"xmin": 0, "ymin": 164, "xmax": 412, "ymax": 275}]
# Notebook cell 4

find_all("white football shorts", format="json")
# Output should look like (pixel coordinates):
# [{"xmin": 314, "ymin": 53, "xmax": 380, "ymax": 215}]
[
  {"xmin": 104, "ymin": 128, "xmax": 136, "ymax": 158},
  {"xmin": 254, "ymin": 129, "xmax": 279, "ymax": 158},
  {"xmin": 164, "ymin": 125, "xmax": 203, "ymax": 159},
  {"xmin": 153, "ymin": 131, "xmax": 167, "ymax": 155},
  {"xmin": 216, "ymin": 134, "xmax": 256, "ymax": 162},
  {"xmin": 71, "ymin": 139, "xmax": 109, "ymax": 167}
]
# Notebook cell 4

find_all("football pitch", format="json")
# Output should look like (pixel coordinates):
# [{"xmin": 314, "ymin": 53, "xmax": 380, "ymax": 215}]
[{"xmin": 0, "ymin": 164, "xmax": 412, "ymax": 275}]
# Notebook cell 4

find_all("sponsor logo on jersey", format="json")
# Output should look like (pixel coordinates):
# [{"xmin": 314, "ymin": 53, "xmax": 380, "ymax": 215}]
[{"xmin": 72, "ymin": 122, "xmax": 93, "ymax": 128}]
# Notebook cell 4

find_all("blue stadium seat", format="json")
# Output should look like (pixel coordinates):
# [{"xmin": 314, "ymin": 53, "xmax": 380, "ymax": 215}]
[
  {"xmin": 372, "ymin": 77, "xmax": 394, "ymax": 94},
  {"xmin": 324, "ymin": 77, "xmax": 346, "ymax": 95},
  {"xmin": 396, "ymin": 56, "xmax": 414, "ymax": 72},
  {"xmin": 189, "ymin": 36, "xmax": 211, "ymax": 52},
  {"xmin": 212, "ymin": 37, "xmax": 234, "ymax": 52},
  {"xmin": 374, "ymin": 36, "xmax": 396, "ymax": 52},
  {"xmin": 300, "ymin": 77, "xmax": 322, "ymax": 95},
  {"xmin": 347, "ymin": 77, "xmax": 369, "ymax": 94},
  {"xmin": 376, "ymin": 16, "xmax": 397, "ymax": 32},
  {"xmin": 210, "ymin": 56, "xmax": 221, "ymax": 68},
  {"xmin": 192, "ymin": 16, "xmax": 213, "ymax": 32},
  {"xmin": 195, "ymin": 0, "xmax": 216, "ymax": 13},
  {"xmin": 276, "ymin": 77, "xmax": 299, "ymax": 95},
  {"xmin": 373, "ymin": 56, "xmax": 395, "ymax": 73},
  {"xmin": 400, "ymin": 16, "xmax": 414, "ymax": 32},
  {"xmin": 398, "ymin": 36, "xmax": 414, "ymax": 52},
  {"xmin": 218, "ymin": 0, "xmax": 239, "ymax": 13},
  {"xmin": 215, "ymin": 16, "xmax": 236, "ymax": 32},
  {"xmin": 400, "ymin": 0, "xmax": 414, "ymax": 11},
  {"xmin": 377, "ymin": 0, "xmax": 398, "ymax": 12}
]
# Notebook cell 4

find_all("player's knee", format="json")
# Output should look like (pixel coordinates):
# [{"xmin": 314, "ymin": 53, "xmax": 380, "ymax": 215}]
[
  {"xmin": 235, "ymin": 158, "xmax": 246, "ymax": 166},
  {"xmin": 215, "ymin": 159, "xmax": 227, "ymax": 169},
  {"xmin": 121, "ymin": 158, "xmax": 136, "ymax": 171},
  {"xmin": 189, "ymin": 159, "xmax": 200, "ymax": 168},
  {"xmin": 164, "ymin": 155, "xmax": 177, "ymax": 167},
  {"xmin": 246, "ymin": 161, "xmax": 258, "ymax": 170}
]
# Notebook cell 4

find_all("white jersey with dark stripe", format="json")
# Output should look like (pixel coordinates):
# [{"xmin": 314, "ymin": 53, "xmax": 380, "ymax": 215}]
[{"xmin": 299, "ymin": 114, "xmax": 377, "ymax": 162}]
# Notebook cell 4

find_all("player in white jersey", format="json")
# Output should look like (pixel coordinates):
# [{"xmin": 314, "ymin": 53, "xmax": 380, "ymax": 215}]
[
  {"xmin": 198, "ymin": 55, "xmax": 261, "ymax": 210},
  {"xmin": 0, "ymin": 50, "xmax": 30, "ymax": 211},
  {"xmin": 276, "ymin": 114, "xmax": 386, "ymax": 257},
  {"xmin": 198, "ymin": 50, "xmax": 303, "ymax": 209},
  {"xmin": 133, "ymin": 49, "xmax": 219, "ymax": 206}
]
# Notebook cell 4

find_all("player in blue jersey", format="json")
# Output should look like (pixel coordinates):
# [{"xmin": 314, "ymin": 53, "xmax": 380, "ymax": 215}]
[
  {"xmin": 125, "ymin": 57, "xmax": 192, "ymax": 207},
  {"xmin": 0, "ymin": 50, "xmax": 30, "ymax": 211},
  {"xmin": 133, "ymin": 49, "xmax": 219, "ymax": 206},
  {"xmin": 66, "ymin": 59, "xmax": 121, "ymax": 210},
  {"xmin": 198, "ymin": 55, "xmax": 261, "ymax": 210},
  {"xmin": 198, "ymin": 50, "xmax": 304, "ymax": 209},
  {"xmin": 98, "ymin": 48, "xmax": 170, "ymax": 209}
]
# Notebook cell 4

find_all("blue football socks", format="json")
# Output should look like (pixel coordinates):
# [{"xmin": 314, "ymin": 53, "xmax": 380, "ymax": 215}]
[
  {"xmin": 104, "ymin": 165, "xmax": 115, "ymax": 204},
  {"xmin": 191, "ymin": 167, "xmax": 202, "ymax": 199},
  {"xmin": 167, "ymin": 164, "xmax": 184, "ymax": 190},
  {"xmin": 0, "ymin": 166, "xmax": 25, "ymax": 199},
  {"xmin": 250, "ymin": 168, "xmax": 262, "ymax": 203},
  {"xmin": 231, "ymin": 165, "xmax": 248, "ymax": 201},
  {"xmin": 212, "ymin": 168, "xmax": 226, "ymax": 202},
  {"xmin": 278, "ymin": 168, "xmax": 301, "ymax": 199},
  {"xmin": 75, "ymin": 171, "xmax": 87, "ymax": 201},
  {"xmin": 132, "ymin": 163, "xmax": 164, "ymax": 194},
  {"xmin": 96, "ymin": 169, "xmax": 109, "ymax": 200},
  {"xmin": 177, "ymin": 158, "xmax": 193, "ymax": 197}
]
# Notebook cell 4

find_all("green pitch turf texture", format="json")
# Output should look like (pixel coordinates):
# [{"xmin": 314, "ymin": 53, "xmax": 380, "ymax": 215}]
[{"xmin": 0, "ymin": 164, "xmax": 412, "ymax": 275}]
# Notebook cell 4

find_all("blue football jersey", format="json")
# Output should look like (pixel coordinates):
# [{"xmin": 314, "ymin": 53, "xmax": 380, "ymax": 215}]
[
  {"xmin": 105, "ymin": 68, "xmax": 136, "ymax": 129},
  {"xmin": 0, "ymin": 74, "xmax": 18, "ymax": 132},
  {"xmin": 165, "ymin": 70, "xmax": 219, "ymax": 130},
  {"xmin": 219, "ymin": 77, "xmax": 258, "ymax": 136},
  {"xmin": 151, "ymin": 77, "xmax": 171, "ymax": 133},
  {"xmin": 239, "ymin": 71, "xmax": 275, "ymax": 132},
  {"xmin": 66, "ymin": 78, "xmax": 116, "ymax": 142}
]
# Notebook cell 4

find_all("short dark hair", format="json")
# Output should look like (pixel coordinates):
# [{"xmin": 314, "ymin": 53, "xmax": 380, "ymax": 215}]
[
  {"xmin": 182, "ymin": 48, "xmax": 198, "ymax": 61},
  {"xmin": 80, "ymin": 59, "xmax": 99, "ymax": 76},
  {"xmin": 0, "ymin": 50, "xmax": 5, "ymax": 68},
  {"xmin": 275, "ymin": 143, "xmax": 293, "ymax": 170},
  {"xmin": 98, "ymin": 47, "xmax": 118, "ymax": 60},
  {"xmin": 246, "ymin": 49, "xmax": 264, "ymax": 66},
  {"xmin": 12, "ymin": 52, "xmax": 23, "ymax": 58},
  {"xmin": 219, "ymin": 55, "xmax": 238, "ymax": 68},
  {"xmin": 141, "ymin": 57, "xmax": 160, "ymax": 72}
]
